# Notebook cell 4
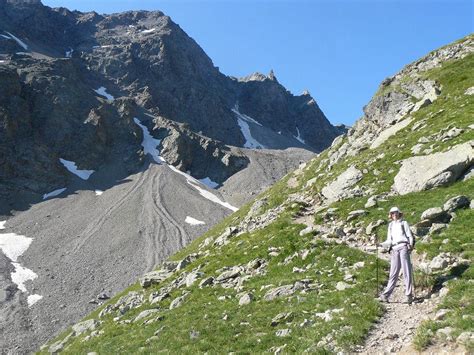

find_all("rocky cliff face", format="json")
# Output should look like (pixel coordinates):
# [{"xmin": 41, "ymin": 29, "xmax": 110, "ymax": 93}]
[{"xmin": 0, "ymin": 0, "xmax": 342, "ymax": 212}]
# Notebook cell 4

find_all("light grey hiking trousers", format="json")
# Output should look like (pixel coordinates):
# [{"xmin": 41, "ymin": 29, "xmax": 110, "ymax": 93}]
[{"xmin": 382, "ymin": 244, "xmax": 413, "ymax": 297}]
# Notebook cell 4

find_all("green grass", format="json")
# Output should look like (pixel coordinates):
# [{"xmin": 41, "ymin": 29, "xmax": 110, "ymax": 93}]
[{"xmin": 41, "ymin": 216, "xmax": 385, "ymax": 354}]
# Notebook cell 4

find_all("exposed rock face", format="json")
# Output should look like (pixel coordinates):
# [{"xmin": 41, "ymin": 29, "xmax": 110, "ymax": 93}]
[
  {"xmin": 392, "ymin": 141, "xmax": 474, "ymax": 195},
  {"xmin": 0, "ymin": 0, "xmax": 341, "ymax": 211}
]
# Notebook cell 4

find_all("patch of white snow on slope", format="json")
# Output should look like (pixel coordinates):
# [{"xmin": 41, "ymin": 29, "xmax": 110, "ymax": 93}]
[
  {"xmin": 0, "ymin": 233, "xmax": 33, "ymax": 262},
  {"xmin": 133, "ymin": 117, "xmax": 166, "ymax": 164},
  {"xmin": 185, "ymin": 216, "xmax": 205, "ymax": 225},
  {"xmin": 5, "ymin": 32, "xmax": 28, "ymax": 50},
  {"xmin": 95, "ymin": 190, "xmax": 104, "ymax": 196},
  {"xmin": 43, "ymin": 188, "xmax": 67, "ymax": 200},
  {"xmin": 27, "ymin": 294, "xmax": 43, "ymax": 307},
  {"xmin": 11, "ymin": 262, "xmax": 37, "ymax": 292},
  {"xmin": 141, "ymin": 28, "xmax": 157, "ymax": 34},
  {"xmin": 94, "ymin": 86, "xmax": 114, "ymax": 101},
  {"xmin": 231, "ymin": 105, "xmax": 265, "ymax": 149},
  {"xmin": 0, "ymin": 221, "xmax": 6, "ymax": 230},
  {"xmin": 294, "ymin": 127, "xmax": 306, "ymax": 145},
  {"xmin": 65, "ymin": 48, "xmax": 74, "ymax": 58},
  {"xmin": 199, "ymin": 177, "xmax": 219, "ymax": 189},
  {"xmin": 0, "ymin": 231, "xmax": 41, "ymax": 303},
  {"xmin": 59, "ymin": 158, "xmax": 94, "ymax": 180},
  {"xmin": 168, "ymin": 165, "xmax": 238, "ymax": 212}
]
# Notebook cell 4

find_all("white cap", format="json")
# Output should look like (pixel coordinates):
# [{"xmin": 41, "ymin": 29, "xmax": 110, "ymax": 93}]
[{"xmin": 389, "ymin": 206, "xmax": 400, "ymax": 213}]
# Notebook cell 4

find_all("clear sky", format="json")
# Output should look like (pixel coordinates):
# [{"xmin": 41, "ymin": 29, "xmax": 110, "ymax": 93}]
[{"xmin": 42, "ymin": 0, "xmax": 473, "ymax": 126}]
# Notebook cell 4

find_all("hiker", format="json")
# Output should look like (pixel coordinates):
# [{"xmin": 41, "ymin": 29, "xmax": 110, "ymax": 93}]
[{"xmin": 379, "ymin": 207, "xmax": 414, "ymax": 304}]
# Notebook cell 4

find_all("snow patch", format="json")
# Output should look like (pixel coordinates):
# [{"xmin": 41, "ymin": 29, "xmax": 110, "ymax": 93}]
[
  {"xmin": 294, "ymin": 127, "xmax": 306, "ymax": 145},
  {"xmin": 43, "ymin": 188, "xmax": 67, "ymax": 200},
  {"xmin": 141, "ymin": 28, "xmax": 157, "ymax": 34},
  {"xmin": 232, "ymin": 105, "xmax": 265, "ymax": 149},
  {"xmin": 95, "ymin": 190, "xmax": 104, "ymax": 196},
  {"xmin": 133, "ymin": 117, "xmax": 165, "ymax": 164},
  {"xmin": 94, "ymin": 87, "xmax": 114, "ymax": 101},
  {"xmin": 0, "ymin": 232, "xmax": 33, "ymax": 262},
  {"xmin": 0, "ymin": 230, "xmax": 41, "ymax": 300},
  {"xmin": 0, "ymin": 60, "xmax": 7, "ymax": 64},
  {"xmin": 185, "ymin": 216, "xmax": 205, "ymax": 225},
  {"xmin": 5, "ymin": 32, "xmax": 28, "ymax": 50},
  {"xmin": 168, "ymin": 165, "xmax": 238, "ymax": 212},
  {"xmin": 11, "ymin": 262, "xmax": 37, "ymax": 292},
  {"xmin": 27, "ymin": 294, "xmax": 43, "ymax": 307},
  {"xmin": 0, "ymin": 34, "xmax": 11, "ymax": 39},
  {"xmin": 199, "ymin": 177, "xmax": 219, "ymax": 189},
  {"xmin": 0, "ymin": 221, "xmax": 6, "ymax": 230},
  {"xmin": 65, "ymin": 48, "xmax": 74, "ymax": 58},
  {"xmin": 59, "ymin": 158, "xmax": 94, "ymax": 180}
]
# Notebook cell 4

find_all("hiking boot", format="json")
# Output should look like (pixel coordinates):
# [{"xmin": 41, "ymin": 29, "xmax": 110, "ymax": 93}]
[
  {"xmin": 406, "ymin": 294, "xmax": 413, "ymax": 304},
  {"xmin": 379, "ymin": 294, "xmax": 389, "ymax": 303}
]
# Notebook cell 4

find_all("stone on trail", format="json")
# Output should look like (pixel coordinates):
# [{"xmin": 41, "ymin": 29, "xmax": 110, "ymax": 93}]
[
  {"xmin": 429, "ymin": 255, "xmax": 449, "ymax": 270},
  {"xmin": 392, "ymin": 141, "xmax": 474, "ymax": 195}
]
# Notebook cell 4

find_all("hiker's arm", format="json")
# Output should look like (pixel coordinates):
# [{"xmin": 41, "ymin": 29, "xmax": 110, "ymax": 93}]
[{"xmin": 380, "ymin": 223, "xmax": 391, "ymax": 248}]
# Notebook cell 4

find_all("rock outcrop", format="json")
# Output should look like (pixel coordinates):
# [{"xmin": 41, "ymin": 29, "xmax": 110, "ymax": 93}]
[{"xmin": 392, "ymin": 141, "xmax": 474, "ymax": 195}]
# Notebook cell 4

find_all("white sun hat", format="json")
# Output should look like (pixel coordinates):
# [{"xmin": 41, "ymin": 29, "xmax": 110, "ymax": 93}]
[{"xmin": 389, "ymin": 206, "xmax": 401, "ymax": 213}]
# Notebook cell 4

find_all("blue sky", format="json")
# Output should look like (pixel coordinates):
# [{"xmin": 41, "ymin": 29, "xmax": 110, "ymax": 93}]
[{"xmin": 42, "ymin": 0, "xmax": 472, "ymax": 126}]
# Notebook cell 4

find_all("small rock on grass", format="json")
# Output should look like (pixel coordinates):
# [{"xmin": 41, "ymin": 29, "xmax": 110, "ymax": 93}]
[{"xmin": 275, "ymin": 328, "xmax": 291, "ymax": 337}]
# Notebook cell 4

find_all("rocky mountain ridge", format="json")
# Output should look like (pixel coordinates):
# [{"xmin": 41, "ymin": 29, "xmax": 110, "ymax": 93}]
[
  {"xmin": 0, "ymin": 0, "xmax": 344, "ymax": 214},
  {"xmin": 38, "ymin": 35, "xmax": 473, "ymax": 354}
]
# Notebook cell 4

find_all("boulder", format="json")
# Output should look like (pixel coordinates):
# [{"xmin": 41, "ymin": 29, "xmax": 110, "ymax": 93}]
[
  {"xmin": 392, "ymin": 141, "xmax": 474, "ymax": 195},
  {"xmin": 264, "ymin": 285, "xmax": 295, "ymax": 301},
  {"xmin": 366, "ymin": 219, "xmax": 386, "ymax": 234},
  {"xmin": 321, "ymin": 166, "xmax": 363, "ymax": 202},
  {"xmin": 169, "ymin": 293, "xmax": 189, "ymax": 310},
  {"xmin": 464, "ymin": 87, "xmax": 474, "ymax": 95},
  {"xmin": 133, "ymin": 309, "xmax": 160, "ymax": 323},
  {"xmin": 72, "ymin": 319, "xmax": 100, "ymax": 336},
  {"xmin": 335, "ymin": 281, "xmax": 351, "ymax": 291},
  {"xmin": 346, "ymin": 209, "xmax": 368, "ymax": 221},
  {"xmin": 421, "ymin": 207, "xmax": 451, "ymax": 223},
  {"xmin": 443, "ymin": 195, "xmax": 470, "ymax": 212},
  {"xmin": 271, "ymin": 312, "xmax": 294, "ymax": 326},
  {"xmin": 238, "ymin": 293, "xmax": 254, "ymax": 305},
  {"xmin": 429, "ymin": 255, "xmax": 449, "ymax": 270},
  {"xmin": 140, "ymin": 270, "xmax": 173, "ymax": 288},
  {"xmin": 429, "ymin": 223, "xmax": 448, "ymax": 234},
  {"xmin": 275, "ymin": 329, "xmax": 291, "ymax": 337},
  {"xmin": 364, "ymin": 196, "xmax": 378, "ymax": 208},
  {"xmin": 215, "ymin": 267, "xmax": 241, "ymax": 282},
  {"xmin": 370, "ymin": 117, "xmax": 413, "ymax": 149}
]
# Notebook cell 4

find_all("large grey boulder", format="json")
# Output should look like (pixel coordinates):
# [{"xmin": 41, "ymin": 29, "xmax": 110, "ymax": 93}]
[
  {"xmin": 392, "ymin": 141, "xmax": 474, "ymax": 195},
  {"xmin": 443, "ymin": 195, "xmax": 470, "ymax": 212},
  {"xmin": 321, "ymin": 165, "xmax": 363, "ymax": 202},
  {"xmin": 421, "ymin": 207, "xmax": 451, "ymax": 223},
  {"xmin": 140, "ymin": 270, "xmax": 174, "ymax": 288},
  {"xmin": 370, "ymin": 117, "xmax": 413, "ymax": 149}
]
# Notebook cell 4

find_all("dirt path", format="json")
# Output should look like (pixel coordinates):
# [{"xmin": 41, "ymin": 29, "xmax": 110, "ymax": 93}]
[{"xmin": 292, "ymin": 214, "xmax": 439, "ymax": 354}]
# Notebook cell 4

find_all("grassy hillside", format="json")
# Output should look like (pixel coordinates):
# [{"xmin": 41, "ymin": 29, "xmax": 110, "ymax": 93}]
[{"xmin": 41, "ymin": 37, "xmax": 473, "ymax": 354}]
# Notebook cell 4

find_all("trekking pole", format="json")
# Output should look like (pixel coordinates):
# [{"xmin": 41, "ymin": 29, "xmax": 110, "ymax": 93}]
[
  {"xmin": 410, "ymin": 250, "xmax": 416, "ymax": 300},
  {"xmin": 375, "ymin": 234, "xmax": 379, "ymax": 297}
]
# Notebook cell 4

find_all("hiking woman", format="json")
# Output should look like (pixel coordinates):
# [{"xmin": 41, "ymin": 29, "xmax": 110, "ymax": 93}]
[{"xmin": 379, "ymin": 207, "xmax": 414, "ymax": 304}]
